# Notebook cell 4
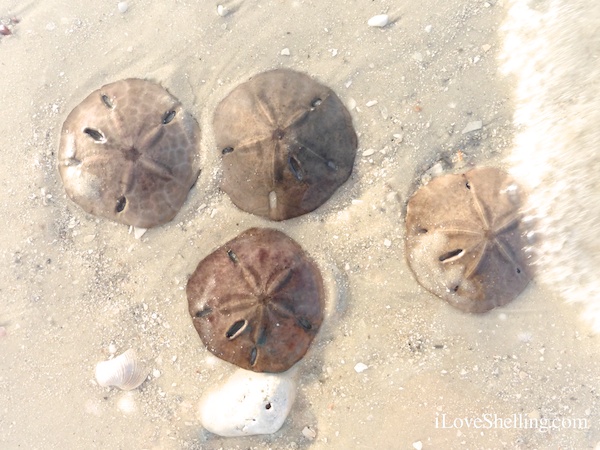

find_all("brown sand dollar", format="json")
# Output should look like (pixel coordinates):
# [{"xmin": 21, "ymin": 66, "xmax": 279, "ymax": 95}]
[
  {"xmin": 58, "ymin": 78, "xmax": 200, "ymax": 228},
  {"xmin": 187, "ymin": 227, "xmax": 325, "ymax": 373},
  {"xmin": 405, "ymin": 167, "xmax": 532, "ymax": 313},
  {"xmin": 214, "ymin": 69, "xmax": 357, "ymax": 221}
]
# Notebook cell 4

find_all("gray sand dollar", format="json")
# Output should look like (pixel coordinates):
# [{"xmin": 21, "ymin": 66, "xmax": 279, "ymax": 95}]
[
  {"xmin": 58, "ymin": 78, "xmax": 200, "ymax": 228},
  {"xmin": 214, "ymin": 69, "xmax": 357, "ymax": 221}
]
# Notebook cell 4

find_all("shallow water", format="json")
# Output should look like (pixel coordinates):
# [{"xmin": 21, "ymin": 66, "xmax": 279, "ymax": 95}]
[{"xmin": 1, "ymin": 1, "xmax": 599, "ymax": 449}]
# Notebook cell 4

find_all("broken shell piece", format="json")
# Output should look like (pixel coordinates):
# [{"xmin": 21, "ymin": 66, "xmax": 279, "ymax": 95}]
[
  {"xmin": 217, "ymin": 4, "xmax": 228, "ymax": 16},
  {"xmin": 198, "ymin": 368, "xmax": 297, "ymax": 437},
  {"xmin": 368, "ymin": 14, "xmax": 389, "ymax": 27},
  {"xmin": 95, "ymin": 349, "xmax": 149, "ymax": 390},
  {"xmin": 133, "ymin": 227, "xmax": 147, "ymax": 239}
]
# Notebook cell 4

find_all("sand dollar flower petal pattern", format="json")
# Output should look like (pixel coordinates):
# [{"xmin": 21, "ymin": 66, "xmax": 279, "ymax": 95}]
[
  {"xmin": 187, "ymin": 227, "xmax": 325, "ymax": 373},
  {"xmin": 58, "ymin": 78, "xmax": 201, "ymax": 228},
  {"xmin": 405, "ymin": 167, "xmax": 532, "ymax": 313},
  {"xmin": 214, "ymin": 69, "xmax": 357, "ymax": 221}
]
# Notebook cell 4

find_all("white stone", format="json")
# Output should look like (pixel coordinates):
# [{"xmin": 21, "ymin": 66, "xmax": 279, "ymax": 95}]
[
  {"xmin": 280, "ymin": 48, "xmax": 290, "ymax": 56},
  {"xmin": 368, "ymin": 14, "xmax": 389, "ymax": 28},
  {"xmin": 198, "ymin": 368, "xmax": 297, "ymax": 437},
  {"xmin": 117, "ymin": 1, "xmax": 128, "ymax": 13}
]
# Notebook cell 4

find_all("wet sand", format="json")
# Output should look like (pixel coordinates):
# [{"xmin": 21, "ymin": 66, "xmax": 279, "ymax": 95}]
[{"xmin": 1, "ymin": 1, "xmax": 599, "ymax": 449}]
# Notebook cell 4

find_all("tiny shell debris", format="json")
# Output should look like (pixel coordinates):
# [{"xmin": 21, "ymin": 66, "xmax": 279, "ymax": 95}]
[
  {"xmin": 133, "ymin": 227, "xmax": 147, "ymax": 239},
  {"xmin": 461, "ymin": 120, "xmax": 483, "ymax": 134},
  {"xmin": 280, "ymin": 48, "xmax": 290, "ymax": 56},
  {"xmin": 354, "ymin": 362, "xmax": 368, "ymax": 373},
  {"xmin": 368, "ymin": 14, "xmax": 389, "ymax": 28},
  {"xmin": 413, "ymin": 441, "xmax": 423, "ymax": 450},
  {"xmin": 365, "ymin": 100, "xmax": 378, "ymax": 107},
  {"xmin": 347, "ymin": 98, "xmax": 357, "ymax": 110},
  {"xmin": 302, "ymin": 426, "xmax": 317, "ymax": 440},
  {"xmin": 362, "ymin": 149, "xmax": 375, "ymax": 157},
  {"xmin": 117, "ymin": 1, "xmax": 128, "ymax": 13},
  {"xmin": 413, "ymin": 52, "xmax": 424, "ymax": 62},
  {"xmin": 116, "ymin": 392, "xmax": 138, "ymax": 414},
  {"xmin": 217, "ymin": 4, "xmax": 229, "ymax": 16}
]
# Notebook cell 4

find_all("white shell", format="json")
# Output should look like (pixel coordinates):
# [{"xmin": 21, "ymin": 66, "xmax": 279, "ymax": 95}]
[
  {"xmin": 95, "ymin": 349, "xmax": 149, "ymax": 390},
  {"xmin": 368, "ymin": 14, "xmax": 389, "ymax": 27},
  {"xmin": 198, "ymin": 368, "xmax": 297, "ymax": 437}
]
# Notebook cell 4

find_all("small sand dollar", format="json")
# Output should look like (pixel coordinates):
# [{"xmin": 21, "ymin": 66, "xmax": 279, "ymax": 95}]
[
  {"xmin": 187, "ymin": 228, "xmax": 325, "ymax": 373},
  {"xmin": 405, "ymin": 167, "xmax": 532, "ymax": 313},
  {"xmin": 58, "ymin": 78, "xmax": 200, "ymax": 228},
  {"xmin": 214, "ymin": 69, "xmax": 357, "ymax": 221}
]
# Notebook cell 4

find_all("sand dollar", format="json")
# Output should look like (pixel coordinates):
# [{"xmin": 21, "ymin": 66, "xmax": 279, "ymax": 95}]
[
  {"xmin": 58, "ymin": 78, "xmax": 200, "ymax": 228},
  {"xmin": 405, "ymin": 167, "xmax": 532, "ymax": 313}
]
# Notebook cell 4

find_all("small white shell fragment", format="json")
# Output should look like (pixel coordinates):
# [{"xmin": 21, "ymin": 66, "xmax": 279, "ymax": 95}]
[
  {"xmin": 347, "ymin": 98, "xmax": 357, "ymax": 111},
  {"xmin": 217, "ymin": 4, "xmax": 228, "ymax": 16},
  {"xmin": 482, "ymin": 44, "xmax": 492, "ymax": 52},
  {"xmin": 198, "ymin": 368, "xmax": 297, "ymax": 437},
  {"xmin": 117, "ymin": 1, "xmax": 128, "ymax": 13},
  {"xmin": 302, "ymin": 426, "xmax": 317, "ymax": 440},
  {"xmin": 365, "ymin": 100, "xmax": 378, "ymax": 107},
  {"xmin": 280, "ymin": 47, "xmax": 290, "ymax": 56},
  {"xmin": 393, "ymin": 133, "xmax": 404, "ymax": 142},
  {"xmin": 384, "ymin": 239, "xmax": 392, "ymax": 248},
  {"xmin": 461, "ymin": 120, "xmax": 483, "ymax": 134},
  {"xmin": 413, "ymin": 441, "xmax": 423, "ymax": 450},
  {"xmin": 116, "ymin": 392, "xmax": 138, "ymax": 414},
  {"xmin": 362, "ymin": 149, "xmax": 375, "ymax": 157},
  {"xmin": 354, "ymin": 362, "xmax": 368, "ymax": 373},
  {"xmin": 380, "ymin": 106, "xmax": 388, "ymax": 120},
  {"xmin": 368, "ymin": 14, "xmax": 389, "ymax": 27},
  {"xmin": 133, "ymin": 227, "xmax": 147, "ymax": 239},
  {"xmin": 95, "ymin": 349, "xmax": 149, "ymax": 391},
  {"xmin": 424, "ymin": 24, "xmax": 432, "ymax": 33}
]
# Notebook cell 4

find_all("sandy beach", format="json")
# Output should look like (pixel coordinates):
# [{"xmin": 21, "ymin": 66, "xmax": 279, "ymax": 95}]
[{"xmin": 2, "ymin": 0, "xmax": 599, "ymax": 448}]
